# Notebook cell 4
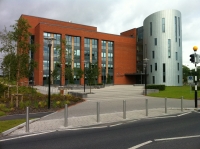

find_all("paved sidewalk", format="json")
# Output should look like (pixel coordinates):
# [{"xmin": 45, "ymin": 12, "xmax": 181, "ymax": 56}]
[
  {"xmin": 5, "ymin": 108, "xmax": 194, "ymax": 137},
  {"xmin": 1, "ymin": 85, "xmax": 199, "ymax": 138}
]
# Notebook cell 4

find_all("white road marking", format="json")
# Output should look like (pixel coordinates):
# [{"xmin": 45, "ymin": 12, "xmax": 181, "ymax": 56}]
[
  {"xmin": 128, "ymin": 140, "xmax": 152, "ymax": 149},
  {"xmin": 177, "ymin": 112, "xmax": 191, "ymax": 117},
  {"xmin": 0, "ymin": 130, "xmax": 55, "ymax": 142},
  {"xmin": 109, "ymin": 123, "xmax": 123, "ymax": 127},
  {"xmin": 62, "ymin": 126, "xmax": 107, "ymax": 131},
  {"xmin": 193, "ymin": 111, "xmax": 200, "ymax": 114},
  {"xmin": 147, "ymin": 116, "xmax": 177, "ymax": 119},
  {"xmin": 155, "ymin": 135, "xmax": 200, "ymax": 141}
]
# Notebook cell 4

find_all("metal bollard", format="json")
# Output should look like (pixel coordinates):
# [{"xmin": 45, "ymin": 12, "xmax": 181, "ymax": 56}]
[
  {"xmin": 146, "ymin": 99, "xmax": 148, "ymax": 116},
  {"xmin": 181, "ymin": 96, "xmax": 183, "ymax": 112},
  {"xmin": 64, "ymin": 104, "xmax": 68, "ymax": 127},
  {"xmin": 26, "ymin": 107, "xmax": 29, "ymax": 132},
  {"xmin": 165, "ymin": 97, "xmax": 167, "ymax": 113},
  {"xmin": 123, "ymin": 100, "xmax": 126, "ymax": 119},
  {"xmin": 97, "ymin": 102, "xmax": 100, "ymax": 123}
]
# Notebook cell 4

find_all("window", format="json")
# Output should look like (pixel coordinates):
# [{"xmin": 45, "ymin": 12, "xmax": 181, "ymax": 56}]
[
  {"xmin": 150, "ymin": 22, "xmax": 152, "ymax": 36},
  {"xmin": 176, "ymin": 52, "xmax": 178, "ymax": 60},
  {"xmin": 155, "ymin": 63, "xmax": 157, "ymax": 71},
  {"xmin": 152, "ymin": 76, "xmax": 155, "ymax": 84},
  {"xmin": 175, "ymin": 16, "xmax": 177, "ymax": 42},
  {"xmin": 163, "ymin": 63, "xmax": 165, "ymax": 82},
  {"xmin": 168, "ymin": 39, "xmax": 171, "ymax": 58},
  {"xmin": 178, "ymin": 75, "xmax": 179, "ymax": 84},
  {"xmin": 150, "ymin": 65, "xmax": 152, "ymax": 73},
  {"xmin": 177, "ymin": 63, "xmax": 179, "ymax": 71},
  {"xmin": 162, "ymin": 18, "xmax": 165, "ymax": 32},
  {"xmin": 179, "ymin": 38, "xmax": 180, "ymax": 47},
  {"xmin": 152, "ymin": 51, "xmax": 155, "ymax": 59},
  {"xmin": 155, "ymin": 38, "xmax": 157, "ymax": 45},
  {"xmin": 178, "ymin": 17, "xmax": 180, "ymax": 36},
  {"xmin": 74, "ymin": 37, "xmax": 80, "ymax": 46},
  {"xmin": 84, "ymin": 38, "xmax": 90, "ymax": 48}
]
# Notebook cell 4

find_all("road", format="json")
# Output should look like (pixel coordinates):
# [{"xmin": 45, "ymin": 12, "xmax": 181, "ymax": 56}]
[{"xmin": 1, "ymin": 111, "xmax": 200, "ymax": 149}]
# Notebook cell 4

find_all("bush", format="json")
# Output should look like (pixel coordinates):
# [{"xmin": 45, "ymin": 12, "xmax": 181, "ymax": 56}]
[
  {"xmin": 0, "ymin": 84, "xmax": 7, "ymax": 97},
  {"xmin": 0, "ymin": 111, "xmax": 5, "ymax": 116},
  {"xmin": 146, "ymin": 85, "xmax": 165, "ymax": 91}
]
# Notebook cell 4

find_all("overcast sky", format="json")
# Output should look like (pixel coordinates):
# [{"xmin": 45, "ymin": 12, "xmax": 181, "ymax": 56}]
[{"xmin": 0, "ymin": 0, "xmax": 200, "ymax": 69}]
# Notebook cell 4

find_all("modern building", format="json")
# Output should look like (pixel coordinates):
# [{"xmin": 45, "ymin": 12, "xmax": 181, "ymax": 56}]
[
  {"xmin": 21, "ymin": 9, "xmax": 182, "ymax": 86},
  {"xmin": 143, "ymin": 9, "xmax": 182, "ymax": 86}
]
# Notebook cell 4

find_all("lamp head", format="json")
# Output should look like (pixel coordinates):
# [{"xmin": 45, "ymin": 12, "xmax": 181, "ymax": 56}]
[{"xmin": 193, "ymin": 46, "xmax": 198, "ymax": 52}]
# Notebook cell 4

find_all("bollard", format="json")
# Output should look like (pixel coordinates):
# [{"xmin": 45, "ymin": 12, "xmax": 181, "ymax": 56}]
[
  {"xmin": 165, "ymin": 97, "xmax": 167, "ymax": 113},
  {"xmin": 26, "ymin": 107, "xmax": 29, "ymax": 132},
  {"xmin": 181, "ymin": 96, "xmax": 183, "ymax": 112},
  {"xmin": 64, "ymin": 104, "xmax": 68, "ymax": 127},
  {"xmin": 146, "ymin": 99, "xmax": 148, "ymax": 116},
  {"xmin": 97, "ymin": 102, "xmax": 100, "ymax": 123},
  {"xmin": 123, "ymin": 100, "xmax": 126, "ymax": 119}
]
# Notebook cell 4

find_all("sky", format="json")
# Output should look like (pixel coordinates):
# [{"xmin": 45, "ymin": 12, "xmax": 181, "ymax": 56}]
[{"xmin": 0, "ymin": 0, "xmax": 200, "ymax": 70}]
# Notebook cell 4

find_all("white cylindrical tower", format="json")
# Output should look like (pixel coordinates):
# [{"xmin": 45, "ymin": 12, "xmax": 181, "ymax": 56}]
[{"xmin": 143, "ymin": 9, "xmax": 182, "ymax": 86}]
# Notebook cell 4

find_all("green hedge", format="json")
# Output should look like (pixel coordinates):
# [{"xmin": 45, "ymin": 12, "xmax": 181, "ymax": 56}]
[{"xmin": 146, "ymin": 85, "xmax": 165, "ymax": 91}]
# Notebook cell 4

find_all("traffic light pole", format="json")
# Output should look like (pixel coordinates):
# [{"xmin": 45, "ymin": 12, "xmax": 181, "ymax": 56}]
[
  {"xmin": 190, "ymin": 46, "xmax": 198, "ymax": 108},
  {"xmin": 194, "ymin": 52, "xmax": 198, "ymax": 108}
]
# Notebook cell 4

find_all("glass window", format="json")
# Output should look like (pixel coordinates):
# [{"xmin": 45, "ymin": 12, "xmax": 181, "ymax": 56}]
[
  {"xmin": 178, "ymin": 17, "xmax": 180, "ymax": 36},
  {"xmin": 176, "ymin": 52, "xmax": 178, "ymax": 60},
  {"xmin": 179, "ymin": 38, "xmax": 180, "ymax": 47},
  {"xmin": 152, "ymin": 76, "xmax": 155, "ymax": 84},
  {"xmin": 155, "ymin": 38, "xmax": 157, "ymax": 45},
  {"xmin": 175, "ymin": 16, "xmax": 177, "ymax": 42},
  {"xmin": 177, "ymin": 63, "xmax": 179, "ymax": 71},
  {"xmin": 168, "ymin": 39, "xmax": 171, "ymax": 58},
  {"xmin": 150, "ymin": 65, "xmax": 152, "ymax": 73},
  {"xmin": 152, "ymin": 51, "xmax": 154, "ymax": 59},
  {"xmin": 178, "ymin": 75, "xmax": 179, "ymax": 83},
  {"xmin": 163, "ymin": 63, "xmax": 165, "ymax": 82},
  {"xmin": 150, "ymin": 22, "xmax": 152, "ymax": 36},
  {"xmin": 162, "ymin": 18, "xmax": 165, "ymax": 32},
  {"xmin": 155, "ymin": 63, "xmax": 157, "ymax": 71}
]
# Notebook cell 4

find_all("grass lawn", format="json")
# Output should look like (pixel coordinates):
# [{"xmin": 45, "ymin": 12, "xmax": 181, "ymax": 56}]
[
  {"xmin": 0, "ymin": 119, "xmax": 26, "ymax": 133},
  {"xmin": 148, "ymin": 86, "xmax": 199, "ymax": 100}
]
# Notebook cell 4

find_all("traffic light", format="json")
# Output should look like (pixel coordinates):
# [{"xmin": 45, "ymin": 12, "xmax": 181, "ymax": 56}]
[{"xmin": 190, "ymin": 54, "xmax": 195, "ymax": 63}]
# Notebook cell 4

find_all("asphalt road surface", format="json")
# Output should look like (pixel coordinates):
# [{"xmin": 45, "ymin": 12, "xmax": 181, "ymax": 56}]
[{"xmin": 1, "ymin": 111, "xmax": 200, "ymax": 149}]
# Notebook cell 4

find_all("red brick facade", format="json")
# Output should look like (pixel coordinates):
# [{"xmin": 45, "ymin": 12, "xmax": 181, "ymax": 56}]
[{"xmin": 21, "ymin": 14, "xmax": 137, "ymax": 85}]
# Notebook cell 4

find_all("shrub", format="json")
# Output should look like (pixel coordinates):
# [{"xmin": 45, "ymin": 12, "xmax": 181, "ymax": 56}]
[
  {"xmin": 19, "ymin": 101, "xmax": 26, "ymax": 110},
  {"xmin": 0, "ymin": 83, "xmax": 7, "ymax": 96},
  {"xmin": 38, "ymin": 101, "xmax": 47, "ymax": 108},
  {"xmin": 146, "ymin": 85, "xmax": 165, "ymax": 91},
  {"xmin": 0, "ymin": 111, "xmax": 5, "ymax": 116}
]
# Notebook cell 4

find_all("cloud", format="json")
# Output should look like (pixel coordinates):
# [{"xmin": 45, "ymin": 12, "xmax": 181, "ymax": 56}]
[{"xmin": 0, "ymin": 0, "xmax": 200, "ymax": 70}]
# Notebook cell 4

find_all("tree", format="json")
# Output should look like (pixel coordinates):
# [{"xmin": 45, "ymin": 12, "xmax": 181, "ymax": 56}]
[
  {"xmin": 51, "ymin": 63, "xmax": 60, "ymax": 85},
  {"xmin": 106, "ymin": 73, "xmax": 111, "ymax": 84},
  {"xmin": 0, "ymin": 18, "xmax": 38, "ymax": 105},
  {"xmin": 85, "ymin": 62, "xmax": 100, "ymax": 93},
  {"xmin": 74, "ymin": 67, "xmax": 84, "ymax": 84},
  {"xmin": 182, "ymin": 65, "xmax": 191, "ymax": 83},
  {"xmin": 1, "ymin": 53, "xmax": 17, "ymax": 81}
]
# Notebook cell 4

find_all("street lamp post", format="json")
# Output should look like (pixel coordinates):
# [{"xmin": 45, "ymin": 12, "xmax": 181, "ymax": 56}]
[
  {"xmin": 143, "ymin": 58, "xmax": 149, "ymax": 96},
  {"xmin": 104, "ymin": 66, "xmax": 106, "ymax": 86},
  {"xmin": 44, "ymin": 37, "xmax": 55, "ymax": 109},
  {"xmin": 84, "ymin": 62, "xmax": 86, "ymax": 92},
  {"xmin": 83, "ymin": 61, "xmax": 87, "ymax": 92},
  {"xmin": 193, "ymin": 46, "xmax": 198, "ymax": 108}
]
